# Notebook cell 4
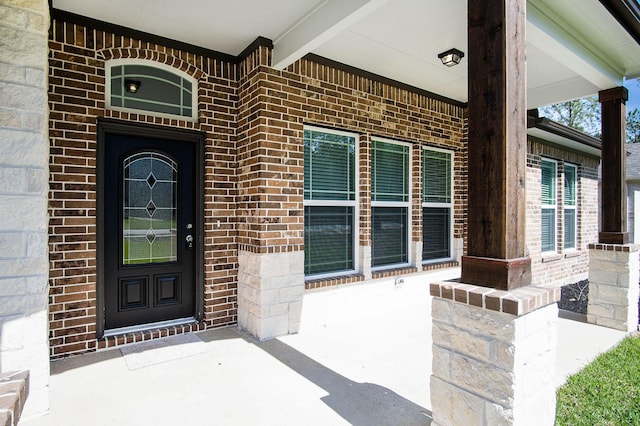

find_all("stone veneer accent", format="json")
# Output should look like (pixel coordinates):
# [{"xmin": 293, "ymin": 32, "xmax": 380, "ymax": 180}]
[
  {"xmin": 430, "ymin": 281, "xmax": 560, "ymax": 425},
  {"xmin": 587, "ymin": 243, "xmax": 640, "ymax": 332},
  {"xmin": 0, "ymin": 0, "xmax": 50, "ymax": 417},
  {"xmin": 237, "ymin": 251, "xmax": 304, "ymax": 339},
  {"xmin": 0, "ymin": 371, "xmax": 29, "ymax": 425}
]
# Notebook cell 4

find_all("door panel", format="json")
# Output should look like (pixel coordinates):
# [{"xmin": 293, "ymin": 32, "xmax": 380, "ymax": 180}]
[{"xmin": 98, "ymin": 122, "xmax": 202, "ymax": 333}]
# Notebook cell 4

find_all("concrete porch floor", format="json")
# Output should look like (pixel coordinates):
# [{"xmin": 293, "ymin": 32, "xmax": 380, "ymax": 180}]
[{"xmin": 23, "ymin": 268, "xmax": 626, "ymax": 426}]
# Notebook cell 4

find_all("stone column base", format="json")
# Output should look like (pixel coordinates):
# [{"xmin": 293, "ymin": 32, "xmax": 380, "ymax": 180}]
[
  {"xmin": 237, "ymin": 250, "xmax": 304, "ymax": 340},
  {"xmin": 587, "ymin": 243, "xmax": 639, "ymax": 332},
  {"xmin": 430, "ymin": 281, "xmax": 560, "ymax": 426}
]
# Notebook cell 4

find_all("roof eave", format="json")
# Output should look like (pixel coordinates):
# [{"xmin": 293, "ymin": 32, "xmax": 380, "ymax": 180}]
[
  {"xmin": 527, "ymin": 115, "xmax": 602, "ymax": 158},
  {"xmin": 599, "ymin": 0, "xmax": 640, "ymax": 46}
]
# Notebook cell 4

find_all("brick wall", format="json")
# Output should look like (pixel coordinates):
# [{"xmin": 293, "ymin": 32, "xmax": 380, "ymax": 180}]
[
  {"xmin": 47, "ymin": 14, "xmax": 597, "ymax": 357},
  {"xmin": 526, "ymin": 139, "xmax": 600, "ymax": 285},
  {"xmin": 281, "ymin": 58, "xmax": 467, "ymax": 285},
  {"xmin": 48, "ymin": 16, "xmax": 239, "ymax": 357},
  {"xmin": 235, "ymin": 53, "xmax": 467, "ymax": 289},
  {"xmin": 48, "ymin": 17, "xmax": 468, "ymax": 355}
]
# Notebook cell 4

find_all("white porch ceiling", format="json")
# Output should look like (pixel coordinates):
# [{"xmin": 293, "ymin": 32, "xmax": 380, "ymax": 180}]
[{"xmin": 52, "ymin": 0, "xmax": 640, "ymax": 108}]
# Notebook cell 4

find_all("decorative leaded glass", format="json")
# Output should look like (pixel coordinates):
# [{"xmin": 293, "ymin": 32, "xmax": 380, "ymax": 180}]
[{"xmin": 123, "ymin": 152, "xmax": 178, "ymax": 265}]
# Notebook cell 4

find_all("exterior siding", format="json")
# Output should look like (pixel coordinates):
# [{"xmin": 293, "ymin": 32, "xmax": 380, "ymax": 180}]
[
  {"xmin": 48, "ymin": 18, "xmax": 239, "ymax": 357},
  {"xmin": 526, "ymin": 139, "xmax": 600, "ymax": 286},
  {"xmin": 47, "ymin": 15, "xmax": 598, "ymax": 358}
]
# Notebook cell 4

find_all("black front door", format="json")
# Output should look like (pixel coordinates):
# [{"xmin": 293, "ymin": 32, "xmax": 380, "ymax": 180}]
[{"xmin": 98, "ymin": 120, "xmax": 203, "ymax": 334}]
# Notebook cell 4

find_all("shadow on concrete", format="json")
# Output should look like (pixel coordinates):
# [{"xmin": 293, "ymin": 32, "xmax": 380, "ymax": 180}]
[
  {"xmin": 48, "ymin": 348, "xmax": 122, "ymax": 375},
  {"xmin": 253, "ymin": 335, "xmax": 433, "ymax": 426}
]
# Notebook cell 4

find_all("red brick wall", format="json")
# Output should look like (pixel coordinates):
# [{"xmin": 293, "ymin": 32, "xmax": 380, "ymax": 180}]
[
  {"xmin": 526, "ymin": 139, "xmax": 600, "ymax": 285},
  {"xmin": 48, "ymin": 18, "xmax": 239, "ymax": 357},
  {"xmin": 49, "ymin": 13, "xmax": 600, "ymax": 359},
  {"xmin": 236, "ymin": 47, "xmax": 305, "ymax": 255},
  {"xmin": 48, "ymin": 15, "xmax": 602, "ymax": 359},
  {"xmin": 48, "ymin": 15, "xmax": 469, "ymax": 356}
]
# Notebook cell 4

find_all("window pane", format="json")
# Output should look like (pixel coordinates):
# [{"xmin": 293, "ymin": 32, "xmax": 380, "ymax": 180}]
[
  {"xmin": 304, "ymin": 129, "xmax": 356, "ymax": 201},
  {"xmin": 372, "ymin": 207, "xmax": 408, "ymax": 266},
  {"xmin": 541, "ymin": 160, "xmax": 556, "ymax": 205},
  {"xmin": 304, "ymin": 206, "xmax": 354, "ymax": 275},
  {"xmin": 564, "ymin": 209, "xmax": 576, "ymax": 249},
  {"xmin": 423, "ymin": 150, "xmax": 451, "ymax": 203},
  {"xmin": 541, "ymin": 207, "xmax": 556, "ymax": 252},
  {"xmin": 372, "ymin": 141, "xmax": 409, "ymax": 202},
  {"xmin": 423, "ymin": 207, "xmax": 450, "ymax": 260},
  {"xmin": 564, "ymin": 165, "xmax": 577, "ymax": 206},
  {"xmin": 109, "ymin": 64, "xmax": 193, "ymax": 118}
]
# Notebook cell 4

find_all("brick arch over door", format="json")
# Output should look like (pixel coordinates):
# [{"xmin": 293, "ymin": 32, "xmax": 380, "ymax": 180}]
[{"xmin": 98, "ymin": 49, "xmax": 206, "ymax": 82}]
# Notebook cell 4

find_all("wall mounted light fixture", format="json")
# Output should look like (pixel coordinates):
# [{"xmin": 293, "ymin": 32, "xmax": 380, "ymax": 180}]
[
  {"xmin": 438, "ymin": 48, "xmax": 464, "ymax": 67},
  {"xmin": 125, "ymin": 79, "xmax": 141, "ymax": 93}
]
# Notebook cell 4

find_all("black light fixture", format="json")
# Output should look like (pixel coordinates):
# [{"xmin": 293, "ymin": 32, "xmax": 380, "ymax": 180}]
[
  {"xmin": 125, "ymin": 79, "xmax": 141, "ymax": 93},
  {"xmin": 438, "ymin": 48, "xmax": 464, "ymax": 67}
]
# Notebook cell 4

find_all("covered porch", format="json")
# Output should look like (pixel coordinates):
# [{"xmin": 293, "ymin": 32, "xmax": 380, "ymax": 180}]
[{"xmin": 23, "ymin": 268, "xmax": 625, "ymax": 425}]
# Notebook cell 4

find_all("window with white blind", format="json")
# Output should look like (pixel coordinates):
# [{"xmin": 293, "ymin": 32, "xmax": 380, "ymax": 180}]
[
  {"xmin": 564, "ymin": 163, "xmax": 577, "ymax": 250},
  {"xmin": 541, "ymin": 158, "xmax": 557, "ymax": 253},
  {"xmin": 371, "ymin": 139, "xmax": 410, "ymax": 268},
  {"xmin": 422, "ymin": 148, "xmax": 453, "ymax": 262},
  {"xmin": 303, "ymin": 127, "xmax": 357, "ymax": 277}
]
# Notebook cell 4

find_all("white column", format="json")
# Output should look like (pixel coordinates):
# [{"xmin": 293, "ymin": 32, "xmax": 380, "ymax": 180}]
[
  {"xmin": 430, "ymin": 282, "xmax": 559, "ymax": 426},
  {"xmin": 0, "ymin": 0, "xmax": 50, "ymax": 418},
  {"xmin": 588, "ymin": 244, "xmax": 639, "ymax": 332}
]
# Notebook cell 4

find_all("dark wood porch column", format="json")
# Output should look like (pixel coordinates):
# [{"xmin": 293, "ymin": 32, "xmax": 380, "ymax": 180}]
[
  {"xmin": 461, "ymin": 0, "xmax": 531, "ymax": 290},
  {"xmin": 599, "ymin": 87, "xmax": 629, "ymax": 244}
]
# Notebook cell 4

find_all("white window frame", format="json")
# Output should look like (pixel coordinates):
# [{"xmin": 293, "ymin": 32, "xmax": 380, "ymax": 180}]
[
  {"xmin": 303, "ymin": 125, "xmax": 359, "ymax": 280},
  {"xmin": 105, "ymin": 59, "xmax": 198, "ymax": 122},
  {"xmin": 371, "ymin": 137, "xmax": 412, "ymax": 271},
  {"xmin": 563, "ymin": 163, "xmax": 578, "ymax": 251},
  {"xmin": 422, "ymin": 146, "xmax": 454, "ymax": 264},
  {"xmin": 541, "ymin": 158, "xmax": 558, "ymax": 254}
]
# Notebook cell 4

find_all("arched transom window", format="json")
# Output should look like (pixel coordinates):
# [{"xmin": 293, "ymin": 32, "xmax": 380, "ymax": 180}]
[{"xmin": 107, "ymin": 60, "xmax": 197, "ymax": 120}]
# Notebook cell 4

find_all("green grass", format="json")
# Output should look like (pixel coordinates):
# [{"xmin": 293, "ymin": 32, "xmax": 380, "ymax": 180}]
[{"xmin": 556, "ymin": 335, "xmax": 640, "ymax": 426}]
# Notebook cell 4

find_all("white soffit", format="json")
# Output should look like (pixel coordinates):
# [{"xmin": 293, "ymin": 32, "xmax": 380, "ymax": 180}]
[
  {"xmin": 51, "ymin": 0, "xmax": 640, "ymax": 106},
  {"xmin": 311, "ymin": 0, "xmax": 468, "ymax": 101},
  {"xmin": 527, "ymin": 0, "xmax": 640, "ymax": 89},
  {"xmin": 52, "ymin": 0, "xmax": 326, "ymax": 56},
  {"xmin": 271, "ymin": 0, "xmax": 392, "ymax": 69}
]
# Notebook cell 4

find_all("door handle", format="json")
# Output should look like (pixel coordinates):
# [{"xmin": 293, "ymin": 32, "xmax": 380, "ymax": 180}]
[{"xmin": 185, "ymin": 234, "xmax": 193, "ymax": 250}]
